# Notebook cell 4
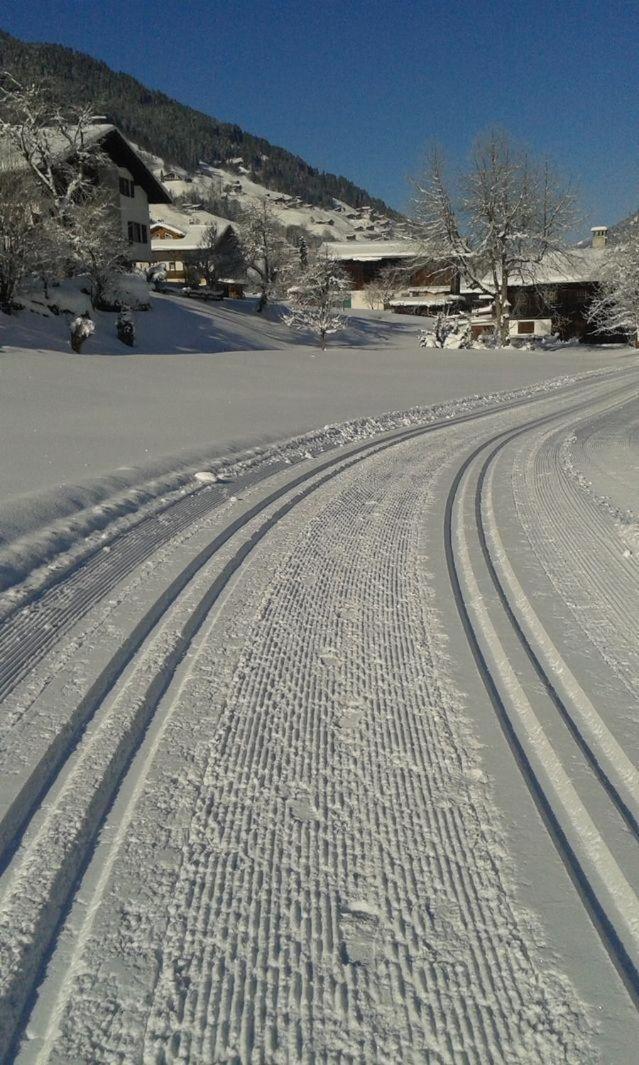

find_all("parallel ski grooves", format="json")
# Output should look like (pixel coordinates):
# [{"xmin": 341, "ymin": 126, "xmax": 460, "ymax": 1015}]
[{"xmin": 444, "ymin": 410, "xmax": 639, "ymax": 1008}]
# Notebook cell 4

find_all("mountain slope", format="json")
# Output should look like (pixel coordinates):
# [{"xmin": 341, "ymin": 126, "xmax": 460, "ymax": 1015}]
[
  {"xmin": 0, "ymin": 29, "xmax": 399, "ymax": 217},
  {"xmin": 609, "ymin": 208, "xmax": 639, "ymax": 242}
]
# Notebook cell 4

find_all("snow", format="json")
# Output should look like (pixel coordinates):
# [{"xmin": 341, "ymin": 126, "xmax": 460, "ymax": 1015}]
[
  {"xmin": 1, "ymin": 289, "xmax": 639, "ymax": 1062},
  {"xmin": 460, "ymin": 247, "xmax": 608, "ymax": 292},
  {"xmin": 319, "ymin": 239, "xmax": 420, "ymax": 261},
  {"xmin": 139, "ymin": 146, "xmax": 401, "ymax": 244},
  {"xmin": 0, "ymin": 293, "xmax": 633, "ymax": 554}
]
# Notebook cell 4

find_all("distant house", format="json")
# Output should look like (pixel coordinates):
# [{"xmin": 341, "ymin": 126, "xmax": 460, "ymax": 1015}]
[
  {"xmin": 462, "ymin": 227, "xmax": 610, "ymax": 341},
  {"xmin": 150, "ymin": 221, "xmax": 186, "ymax": 241},
  {"xmin": 150, "ymin": 210, "xmax": 245, "ymax": 290},
  {"xmin": 317, "ymin": 240, "xmax": 459, "ymax": 311},
  {"xmin": 0, "ymin": 122, "xmax": 171, "ymax": 262}
]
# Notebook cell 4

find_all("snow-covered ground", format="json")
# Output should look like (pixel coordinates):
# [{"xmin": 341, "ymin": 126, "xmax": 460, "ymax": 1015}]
[
  {"xmin": 1, "ymin": 293, "xmax": 633, "ymax": 546},
  {"xmin": 141, "ymin": 149, "xmax": 400, "ymax": 245},
  {"xmin": 1, "ymin": 296, "xmax": 638, "ymax": 1062}
]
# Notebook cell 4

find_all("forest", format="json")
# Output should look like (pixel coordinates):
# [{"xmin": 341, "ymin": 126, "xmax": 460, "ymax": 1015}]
[{"xmin": 0, "ymin": 29, "xmax": 399, "ymax": 216}]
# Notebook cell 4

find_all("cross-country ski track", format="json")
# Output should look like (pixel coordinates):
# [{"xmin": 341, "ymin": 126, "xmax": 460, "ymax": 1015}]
[{"xmin": 1, "ymin": 366, "xmax": 638, "ymax": 1063}]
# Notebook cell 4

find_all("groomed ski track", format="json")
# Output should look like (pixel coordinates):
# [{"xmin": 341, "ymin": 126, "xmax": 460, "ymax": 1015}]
[{"xmin": 1, "ymin": 367, "xmax": 638, "ymax": 1062}]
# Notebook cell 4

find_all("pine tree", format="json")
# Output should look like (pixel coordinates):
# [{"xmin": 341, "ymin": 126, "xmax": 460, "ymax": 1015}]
[{"xmin": 299, "ymin": 236, "xmax": 308, "ymax": 270}]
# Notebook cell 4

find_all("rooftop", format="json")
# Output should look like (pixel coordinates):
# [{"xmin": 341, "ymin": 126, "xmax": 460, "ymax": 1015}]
[
  {"xmin": 318, "ymin": 240, "xmax": 420, "ymax": 262},
  {"xmin": 460, "ymin": 247, "xmax": 607, "ymax": 292},
  {"xmin": 0, "ymin": 123, "xmax": 171, "ymax": 204}
]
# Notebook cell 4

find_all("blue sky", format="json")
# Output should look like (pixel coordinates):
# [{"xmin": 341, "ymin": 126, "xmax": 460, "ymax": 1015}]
[{"xmin": 2, "ymin": 0, "xmax": 638, "ymax": 234}]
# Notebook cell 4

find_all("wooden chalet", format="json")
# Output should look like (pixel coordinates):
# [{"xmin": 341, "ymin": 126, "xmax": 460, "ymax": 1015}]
[
  {"xmin": 317, "ymin": 240, "xmax": 459, "ymax": 311},
  {"xmin": 461, "ymin": 228, "xmax": 611, "ymax": 341}
]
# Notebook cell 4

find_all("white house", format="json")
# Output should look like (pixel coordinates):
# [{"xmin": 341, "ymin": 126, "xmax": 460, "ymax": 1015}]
[{"xmin": 0, "ymin": 122, "xmax": 172, "ymax": 262}]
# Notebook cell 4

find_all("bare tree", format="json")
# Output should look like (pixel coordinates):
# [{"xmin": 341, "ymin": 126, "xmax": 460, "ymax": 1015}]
[
  {"xmin": 0, "ymin": 76, "xmax": 108, "ymax": 222},
  {"xmin": 189, "ymin": 221, "xmax": 220, "ymax": 287},
  {"xmin": 284, "ymin": 253, "xmax": 349, "ymax": 349},
  {"xmin": 0, "ymin": 171, "xmax": 54, "ymax": 312},
  {"xmin": 238, "ymin": 201, "xmax": 293, "ymax": 312},
  {"xmin": 188, "ymin": 222, "xmax": 244, "ymax": 287},
  {"xmin": 362, "ymin": 264, "xmax": 402, "ymax": 309},
  {"xmin": 587, "ymin": 239, "xmax": 639, "ymax": 345},
  {"xmin": 412, "ymin": 131, "xmax": 576, "ymax": 344}
]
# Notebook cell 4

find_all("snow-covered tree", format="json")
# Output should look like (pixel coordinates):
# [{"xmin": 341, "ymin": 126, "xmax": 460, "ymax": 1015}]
[
  {"xmin": 0, "ymin": 171, "xmax": 55, "ymax": 312},
  {"xmin": 238, "ymin": 201, "xmax": 293, "ymax": 312},
  {"xmin": 0, "ymin": 75, "xmax": 127, "ymax": 306},
  {"xmin": 412, "ymin": 131, "xmax": 576, "ymax": 344},
  {"xmin": 362, "ymin": 264, "xmax": 402, "ymax": 309},
  {"xmin": 0, "ymin": 76, "xmax": 107, "ymax": 225},
  {"xmin": 69, "ymin": 312, "xmax": 95, "ymax": 352},
  {"xmin": 284, "ymin": 254, "xmax": 349, "ymax": 349},
  {"xmin": 62, "ymin": 190, "xmax": 129, "ymax": 308},
  {"xmin": 587, "ymin": 239, "xmax": 639, "ymax": 345}
]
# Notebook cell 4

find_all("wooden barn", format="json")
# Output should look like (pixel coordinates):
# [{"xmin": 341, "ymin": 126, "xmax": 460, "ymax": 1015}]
[
  {"xmin": 461, "ymin": 228, "xmax": 611, "ymax": 341},
  {"xmin": 317, "ymin": 240, "xmax": 459, "ymax": 311}
]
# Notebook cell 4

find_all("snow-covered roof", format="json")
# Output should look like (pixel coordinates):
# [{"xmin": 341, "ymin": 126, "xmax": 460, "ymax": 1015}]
[
  {"xmin": 150, "ymin": 221, "xmax": 186, "ymax": 237},
  {"xmin": 151, "ymin": 223, "xmax": 231, "ymax": 253},
  {"xmin": 0, "ymin": 123, "xmax": 172, "ymax": 203},
  {"xmin": 390, "ymin": 294, "xmax": 462, "ymax": 307},
  {"xmin": 317, "ymin": 240, "xmax": 420, "ymax": 262},
  {"xmin": 460, "ymin": 247, "xmax": 606, "ymax": 293},
  {"xmin": 150, "ymin": 204, "xmax": 233, "ymax": 252}
]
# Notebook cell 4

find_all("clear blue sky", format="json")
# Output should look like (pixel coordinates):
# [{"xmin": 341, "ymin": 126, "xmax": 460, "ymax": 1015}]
[{"xmin": 2, "ymin": 0, "xmax": 638, "ymax": 234}]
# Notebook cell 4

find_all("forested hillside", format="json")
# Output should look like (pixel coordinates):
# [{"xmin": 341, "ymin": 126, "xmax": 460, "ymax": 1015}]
[
  {"xmin": 0, "ymin": 29, "xmax": 398, "ymax": 216},
  {"xmin": 609, "ymin": 208, "xmax": 639, "ymax": 242}
]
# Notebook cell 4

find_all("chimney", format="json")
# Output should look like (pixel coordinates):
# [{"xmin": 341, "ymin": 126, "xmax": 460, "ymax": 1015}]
[{"xmin": 591, "ymin": 225, "xmax": 608, "ymax": 249}]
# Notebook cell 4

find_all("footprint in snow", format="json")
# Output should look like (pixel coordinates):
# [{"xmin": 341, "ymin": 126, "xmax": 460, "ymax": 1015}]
[{"xmin": 339, "ymin": 899, "xmax": 382, "ymax": 966}]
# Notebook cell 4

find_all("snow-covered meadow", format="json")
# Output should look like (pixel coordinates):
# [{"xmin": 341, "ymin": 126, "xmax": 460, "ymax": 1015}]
[
  {"xmin": 1, "ymin": 292, "xmax": 639, "ymax": 1063},
  {"xmin": 1, "ymin": 292, "xmax": 633, "ymax": 534}
]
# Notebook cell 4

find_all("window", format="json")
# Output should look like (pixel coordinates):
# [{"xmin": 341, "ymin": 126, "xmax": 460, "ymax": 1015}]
[
  {"xmin": 517, "ymin": 320, "xmax": 535, "ymax": 334},
  {"xmin": 127, "ymin": 221, "xmax": 148, "ymax": 245},
  {"xmin": 168, "ymin": 261, "xmax": 177, "ymax": 273},
  {"xmin": 119, "ymin": 176, "xmax": 135, "ymax": 197}
]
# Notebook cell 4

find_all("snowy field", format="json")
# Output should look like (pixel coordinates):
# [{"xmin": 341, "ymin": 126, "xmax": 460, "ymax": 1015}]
[
  {"xmin": 1, "ymin": 294, "xmax": 634, "ymax": 540},
  {"xmin": 1, "ymin": 297, "xmax": 639, "ymax": 1062}
]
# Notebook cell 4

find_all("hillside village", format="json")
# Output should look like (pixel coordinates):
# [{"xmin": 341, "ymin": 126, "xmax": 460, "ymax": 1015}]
[
  {"xmin": 1, "ymin": 24, "xmax": 638, "ymax": 356},
  {"xmin": 0, "ymin": 109, "xmax": 627, "ymax": 352}
]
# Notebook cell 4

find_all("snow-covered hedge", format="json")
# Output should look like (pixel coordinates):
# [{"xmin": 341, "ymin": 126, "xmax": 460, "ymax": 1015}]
[
  {"xmin": 15, "ymin": 273, "xmax": 151, "ymax": 317},
  {"xmin": 99, "ymin": 272, "xmax": 152, "ymax": 311}
]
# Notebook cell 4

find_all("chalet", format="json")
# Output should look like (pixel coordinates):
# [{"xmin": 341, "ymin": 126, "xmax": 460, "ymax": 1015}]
[
  {"xmin": 0, "ymin": 123, "xmax": 171, "ymax": 262},
  {"xmin": 461, "ymin": 228, "xmax": 610, "ymax": 340},
  {"xmin": 150, "ymin": 207, "xmax": 245, "ymax": 291},
  {"xmin": 317, "ymin": 240, "xmax": 459, "ymax": 310}
]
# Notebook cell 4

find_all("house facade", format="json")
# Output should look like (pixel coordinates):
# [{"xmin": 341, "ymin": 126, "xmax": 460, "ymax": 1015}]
[
  {"xmin": 0, "ymin": 122, "xmax": 171, "ymax": 263},
  {"xmin": 317, "ymin": 240, "xmax": 459, "ymax": 311},
  {"xmin": 88, "ymin": 126, "xmax": 172, "ymax": 261},
  {"xmin": 461, "ymin": 228, "xmax": 610, "ymax": 341}
]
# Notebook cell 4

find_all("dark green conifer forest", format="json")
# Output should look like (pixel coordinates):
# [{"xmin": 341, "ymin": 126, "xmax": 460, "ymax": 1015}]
[{"xmin": 0, "ymin": 29, "xmax": 399, "ymax": 216}]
